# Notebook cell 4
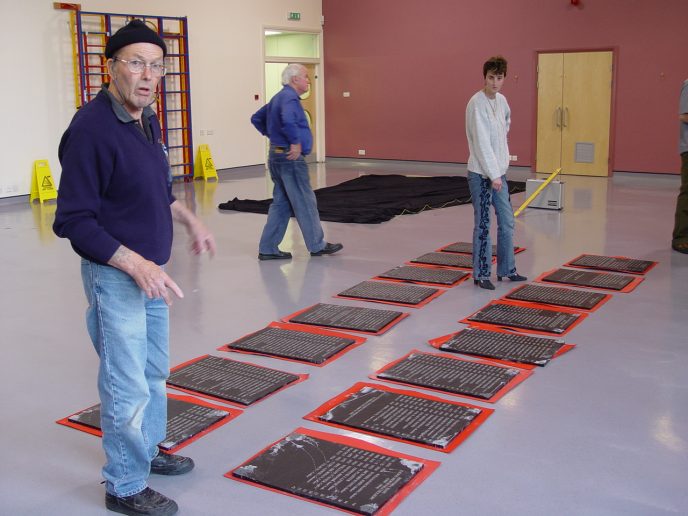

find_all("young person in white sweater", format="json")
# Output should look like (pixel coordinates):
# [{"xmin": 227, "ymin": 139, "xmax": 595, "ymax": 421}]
[{"xmin": 465, "ymin": 55, "xmax": 527, "ymax": 290}]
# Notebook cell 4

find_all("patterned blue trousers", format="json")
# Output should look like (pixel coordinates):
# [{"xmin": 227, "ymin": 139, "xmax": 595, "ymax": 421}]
[{"xmin": 467, "ymin": 172, "xmax": 517, "ymax": 280}]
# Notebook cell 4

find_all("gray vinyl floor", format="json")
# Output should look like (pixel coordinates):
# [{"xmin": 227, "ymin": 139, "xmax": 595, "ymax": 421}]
[{"xmin": 1, "ymin": 158, "xmax": 687, "ymax": 515}]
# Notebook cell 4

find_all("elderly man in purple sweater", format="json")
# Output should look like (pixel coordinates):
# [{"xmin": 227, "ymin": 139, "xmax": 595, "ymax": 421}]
[{"xmin": 54, "ymin": 20, "xmax": 215, "ymax": 516}]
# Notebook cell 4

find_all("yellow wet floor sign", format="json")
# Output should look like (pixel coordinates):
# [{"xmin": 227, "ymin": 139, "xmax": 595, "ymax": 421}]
[
  {"xmin": 30, "ymin": 160, "xmax": 58, "ymax": 203},
  {"xmin": 194, "ymin": 144, "xmax": 218, "ymax": 181}
]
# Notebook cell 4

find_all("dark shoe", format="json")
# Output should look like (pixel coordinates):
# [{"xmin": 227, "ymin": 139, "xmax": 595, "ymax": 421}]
[
  {"xmin": 150, "ymin": 453, "xmax": 194, "ymax": 476},
  {"xmin": 672, "ymin": 242, "xmax": 688, "ymax": 255},
  {"xmin": 258, "ymin": 250, "xmax": 292, "ymax": 261},
  {"xmin": 497, "ymin": 273, "xmax": 528, "ymax": 282},
  {"xmin": 473, "ymin": 279, "xmax": 496, "ymax": 290},
  {"xmin": 310, "ymin": 242, "xmax": 343, "ymax": 256},
  {"xmin": 105, "ymin": 487, "xmax": 178, "ymax": 515}
]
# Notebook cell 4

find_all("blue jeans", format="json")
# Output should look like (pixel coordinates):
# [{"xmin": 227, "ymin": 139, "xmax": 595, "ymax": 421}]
[
  {"xmin": 258, "ymin": 148, "xmax": 326, "ymax": 254},
  {"xmin": 467, "ymin": 172, "xmax": 517, "ymax": 280},
  {"xmin": 81, "ymin": 260, "xmax": 169, "ymax": 497}
]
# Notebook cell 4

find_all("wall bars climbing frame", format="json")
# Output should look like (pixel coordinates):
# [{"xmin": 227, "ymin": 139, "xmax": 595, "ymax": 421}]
[{"xmin": 56, "ymin": 5, "xmax": 194, "ymax": 180}]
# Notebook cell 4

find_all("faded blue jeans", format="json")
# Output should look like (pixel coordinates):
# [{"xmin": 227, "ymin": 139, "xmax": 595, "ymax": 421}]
[
  {"xmin": 467, "ymin": 172, "xmax": 517, "ymax": 280},
  {"xmin": 81, "ymin": 260, "xmax": 168, "ymax": 497},
  {"xmin": 259, "ymin": 147, "xmax": 326, "ymax": 254}
]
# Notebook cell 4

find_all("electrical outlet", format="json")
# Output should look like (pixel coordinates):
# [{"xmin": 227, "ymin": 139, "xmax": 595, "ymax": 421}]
[
  {"xmin": 510, "ymin": 155, "xmax": 518, "ymax": 161},
  {"xmin": 358, "ymin": 149, "xmax": 366, "ymax": 156}
]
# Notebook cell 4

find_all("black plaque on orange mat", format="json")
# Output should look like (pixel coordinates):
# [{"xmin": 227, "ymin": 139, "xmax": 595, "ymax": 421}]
[
  {"xmin": 411, "ymin": 252, "xmax": 473, "ymax": 268},
  {"xmin": 68, "ymin": 403, "xmax": 101, "ymax": 430},
  {"xmin": 441, "ymin": 242, "xmax": 482, "ymax": 254},
  {"xmin": 290, "ymin": 303, "xmax": 404, "ymax": 333},
  {"xmin": 568, "ymin": 254, "xmax": 654, "ymax": 274},
  {"xmin": 320, "ymin": 386, "xmax": 481, "ymax": 448},
  {"xmin": 339, "ymin": 280, "xmax": 439, "ymax": 305},
  {"xmin": 378, "ymin": 352, "xmax": 519, "ymax": 399},
  {"xmin": 440, "ymin": 327, "xmax": 564, "ymax": 366},
  {"xmin": 160, "ymin": 398, "xmax": 230, "ymax": 451},
  {"xmin": 68, "ymin": 398, "xmax": 231, "ymax": 450},
  {"xmin": 467, "ymin": 303, "xmax": 580, "ymax": 334},
  {"xmin": 232, "ymin": 432, "xmax": 423, "ymax": 515},
  {"xmin": 542, "ymin": 268, "xmax": 634, "ymax": 291},
  {"xmin": 378, "ymin": 265, "xmax": 469, "ymax": 285},
  {"xmin": 506, "ymin": 284, "xmax": 606, "ymax": 310},
  {"xmin": 227, "ymin": 326, "xmax": 356, "ymax": 364},
  {"xmin": 441, "ymin": 242, "xmax": 521, "ymax": 255},
  {"xmin": 167, "ymin": 356, "xmax": 301, "ymax": 405}
]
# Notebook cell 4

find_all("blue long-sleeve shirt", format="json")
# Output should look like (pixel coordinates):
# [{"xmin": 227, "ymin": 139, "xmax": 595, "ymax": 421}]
[
  {"xmin": 251, "ymin": 85, "xmax": 313, "ymax": 155},
  {"xmin": 53, "ymin": 87, "xmax": 175, "ymax": 265}
]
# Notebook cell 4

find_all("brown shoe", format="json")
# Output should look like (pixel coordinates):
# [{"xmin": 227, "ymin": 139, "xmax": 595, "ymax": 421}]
[{"xmin": 672, "ymin": 242, "xmax": 688, "ymax": 255}]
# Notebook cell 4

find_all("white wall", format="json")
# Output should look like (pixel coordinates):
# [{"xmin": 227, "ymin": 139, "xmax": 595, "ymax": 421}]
[{"xmin": 0, "ymin": 0, "xmax": 322, "ymax": 198}]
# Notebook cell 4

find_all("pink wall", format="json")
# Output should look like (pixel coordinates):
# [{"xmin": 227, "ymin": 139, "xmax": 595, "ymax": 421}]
[{"xmin": 322, "ymin": 0, "xmax": 688, "ymax": 174}]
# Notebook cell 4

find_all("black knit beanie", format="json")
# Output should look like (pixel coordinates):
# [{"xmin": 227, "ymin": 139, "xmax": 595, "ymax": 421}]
[{"xmin": 105, "ymin": 19, "xmax": 167, "ymax": 58}]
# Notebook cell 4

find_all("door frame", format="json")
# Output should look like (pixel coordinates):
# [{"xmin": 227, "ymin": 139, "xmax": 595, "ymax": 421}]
[
  {"xmin": 262, "ymin": 26, "xmax": 325, "ymax": 162},
  {"xmin": 531, "ymin": 47, "xmax": 619, "ymax": 175}
]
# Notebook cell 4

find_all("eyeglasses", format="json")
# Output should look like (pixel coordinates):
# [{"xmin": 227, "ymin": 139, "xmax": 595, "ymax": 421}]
[{"xmin": 113, "ymin": 58, "xmax": 166, "ymax": 77}]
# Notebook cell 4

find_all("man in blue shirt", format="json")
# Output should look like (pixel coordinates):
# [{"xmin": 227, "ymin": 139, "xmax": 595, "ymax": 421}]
[
  {"xmin": 251, "ymin": 63, "xmax": 343, "ymax": 260},
  {"xmin": 54, "ymin": 20, "xmax": 215, "ymax": 516}
]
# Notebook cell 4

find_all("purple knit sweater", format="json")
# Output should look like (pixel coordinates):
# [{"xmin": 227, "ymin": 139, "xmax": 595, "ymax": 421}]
[{"xmin": 53, "ymin": 89, "xmax": 175, "ymax": 265}]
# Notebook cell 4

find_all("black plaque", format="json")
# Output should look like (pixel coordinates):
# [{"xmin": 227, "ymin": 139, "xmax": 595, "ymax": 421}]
[
  {"xmin": 467, "ymin": 302, "xmax": 580, "ymax": 334},
  {"xmin": 506, "ymin": 284, "xmax": 607, "ymax": 310},
  {"xmin": 68, "ymin": 398, "xmax": 231, "ymax": 450},
  {"xmin": 378, "ymin": 265, "xmax": 469, "ymax": 286},
  {"xmin": 440, "ymin": 242, "xmax": 522, "ymax": 256},
  {"xmin": 411, "ymin": 252, "xmax": 473, "ymax": 269},
  {"xmin": 338, "ymin": 280, "xmax": 439, "ymax": 305},
  {"xmin": 232, "ymin": 431, "xmax": 424, "ymax": 515},
  {"xmin": 377, "ymin": 352, "xmax": 519, "ymax": 400},
  {"xmin": 320, "ymin": 386, "xmax": 482, "ymax": 448},
  {"xmin": 68, "ymin": 403, "xmax": 101, "ymax": 430},
  {"xmin": 160, "ymin": 398, "xmax": 232, "ymax": 451},
  {"xmin": 289, "ymin": 303, "xmax": 405, "ymax": 333},
  {"xmin": 226, "ymin": 326, "xmax": 356, "ymax": 364},
  {"xmin": 542, "ymin": 268, "xmax": 635, "ymax": 291},
  {"xmin": 439, "ymin": 327, "xmax": 565, "ymax": 366},
  {"xmin": 167, "ymin": 355, "xmax": 301, "ymax": 405},
  {"xmin": 568, "ymin": 254, "xmax": 654, "ymax": 274},
  {"xmin": 440, "ymin": 242, "xmax": 519, "ymax": 255},
  {"xmin": 440, "ymin": 242, "xmax": 479, "ymax": 254}
]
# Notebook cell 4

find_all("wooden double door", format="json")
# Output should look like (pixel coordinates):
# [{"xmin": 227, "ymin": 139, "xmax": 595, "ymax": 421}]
[{"xmin": 536, "ymin": 51, "xmax": 613, "ymax": 176}]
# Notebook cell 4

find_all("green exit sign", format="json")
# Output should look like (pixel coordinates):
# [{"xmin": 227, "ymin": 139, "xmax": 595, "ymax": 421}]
[{"xmin": 288, "ymin": 12, "xmax": 301, "ymax": 21}]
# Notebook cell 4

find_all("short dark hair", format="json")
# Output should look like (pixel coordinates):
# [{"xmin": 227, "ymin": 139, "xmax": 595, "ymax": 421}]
[{"xmin": 483, "ymin": 56, "xmax": 507, "ymax": 78}]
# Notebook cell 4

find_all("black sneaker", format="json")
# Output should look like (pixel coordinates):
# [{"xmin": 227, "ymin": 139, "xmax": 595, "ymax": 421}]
[
  {"xmin": 310, "ymin": 242, "xmax": 343, "ymax": 256},
  {"xmin": 105, "ymin": 487, "xmax": 178, "ymax": 515},
  {"xmin": 150, "ymin": 453, "xmax": 194, "ymax": 476},
  {"xmin": 258, "ymin": 250, "xmax": 292, "ymax": 261},
  {"xmin": 497, "ymin": 273, "xmax": 528, "ymax": 282}
]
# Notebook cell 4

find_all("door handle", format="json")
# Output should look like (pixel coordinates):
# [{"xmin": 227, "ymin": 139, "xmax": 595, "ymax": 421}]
[
  {"xmin": 556, "ymin": 107, "xmax": 562, "ymax": 128},
  {"xmin": 563, "ymin": 107, "xmax": 569, "ymax": 128}
]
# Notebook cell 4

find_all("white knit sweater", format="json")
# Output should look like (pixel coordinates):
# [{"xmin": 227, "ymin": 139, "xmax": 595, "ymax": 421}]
[{"xmin": 465, "ymin": 90, "xmax": 511, "ymax": 181}]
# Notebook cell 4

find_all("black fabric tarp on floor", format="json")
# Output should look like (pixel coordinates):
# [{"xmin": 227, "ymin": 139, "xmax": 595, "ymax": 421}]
[{"xmin": 218, "ymin": 174, "xmax": 526, "ymax": 224}]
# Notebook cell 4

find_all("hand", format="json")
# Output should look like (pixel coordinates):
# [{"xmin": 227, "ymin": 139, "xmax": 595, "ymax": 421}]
[
  {"xmin": 108, "ymin": 245, "xmax": 184, "ymax": 306},
  {"xmin": 131, "ymin": 258, "xmax": 184, "ymax": 306},
  {"xmin": 492, "ymin": 177, "xmax": 503, "ymax": 192},
  {"xmin": 170, "ymin": 200, "xmax": 217, "ymax": 258},
  {"xmin": 287, "ymin": 143, "xmax": 302, "ymax": 160},
  {"xmin": 187, "ymin": 219, "xmax": 217, "ymax": 257}
]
